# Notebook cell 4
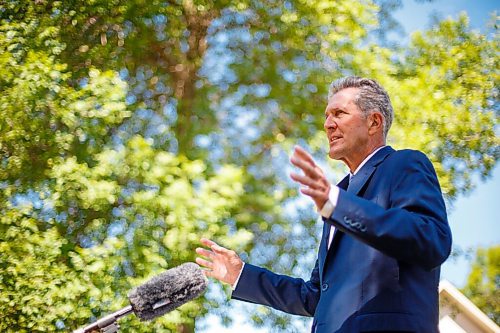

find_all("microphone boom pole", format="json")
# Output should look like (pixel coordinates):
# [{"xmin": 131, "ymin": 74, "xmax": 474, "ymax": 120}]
[
  {"xmin": 72, "ymin": 262, "xmax": 208, "ymax": 333},
  {"xmin": 73, "ymin": 305, "xmax": 133, "ymax": 333}
]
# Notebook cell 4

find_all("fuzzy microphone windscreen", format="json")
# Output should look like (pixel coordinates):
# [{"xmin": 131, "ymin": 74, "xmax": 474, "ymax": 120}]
[{"xmin": 128, "ymin": 262, "xmax": 208, "ymax": 321}]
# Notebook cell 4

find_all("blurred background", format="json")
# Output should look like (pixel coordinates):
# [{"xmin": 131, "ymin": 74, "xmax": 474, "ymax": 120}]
[{"xmin": 0, "ymin": 0, "xmax": 498, "ymax": 332}]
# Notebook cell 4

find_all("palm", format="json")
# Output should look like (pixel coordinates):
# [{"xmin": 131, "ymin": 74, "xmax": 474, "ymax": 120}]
[{"xmin": 211, "ymin": 252, "xmax": 238, "ymax": 282}]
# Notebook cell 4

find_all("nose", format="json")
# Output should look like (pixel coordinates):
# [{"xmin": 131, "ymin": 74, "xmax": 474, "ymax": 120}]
[{"xmin": 324, "ymin": 114, "xmax": 337, "ymax": 130}]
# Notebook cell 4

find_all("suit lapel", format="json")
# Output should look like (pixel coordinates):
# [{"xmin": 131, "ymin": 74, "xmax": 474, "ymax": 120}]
[
  {"xmin": 337, "ymin": 174, "xmax": 351, "ymax": 191},
  {"xmin": 346, "ymin": 146, "xmax": 394, "ymax": 195},
  {"xmin": 320, "ymin": 146, "xmax": 395, "ymax": 279}
]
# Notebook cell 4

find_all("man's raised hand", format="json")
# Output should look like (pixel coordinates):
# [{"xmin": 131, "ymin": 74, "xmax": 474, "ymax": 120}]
[{"xmin": 290, "ymin": 146, "xmax": 331, "ymax": 210}]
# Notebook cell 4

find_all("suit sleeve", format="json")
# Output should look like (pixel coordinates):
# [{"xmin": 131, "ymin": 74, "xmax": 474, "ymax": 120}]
[
  {"xmin": 231, "ymin": 259, "xmax": 321, "ymax": 316},
  {"xmin": 327, "ymin": 150, "xmax": 452, "ymax": 271}
]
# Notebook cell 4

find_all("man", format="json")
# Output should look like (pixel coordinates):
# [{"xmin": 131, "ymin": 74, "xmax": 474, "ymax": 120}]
[{"xmin": 195, "ymin": 77, "xmax": 452, "ymax": 333}]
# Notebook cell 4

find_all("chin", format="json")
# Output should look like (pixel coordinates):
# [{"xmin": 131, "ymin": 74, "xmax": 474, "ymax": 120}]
[{"xmin": 328, "ymin": 149, "xmax": 341, "ymax": 160}]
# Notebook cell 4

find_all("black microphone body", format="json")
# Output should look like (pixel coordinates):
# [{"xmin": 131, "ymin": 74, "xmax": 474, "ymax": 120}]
[{"xmin": 73, "ymin": 262, "xmax": 207, "ymax": 333}]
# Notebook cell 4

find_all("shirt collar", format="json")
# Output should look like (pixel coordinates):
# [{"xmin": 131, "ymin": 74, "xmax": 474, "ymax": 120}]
[{"xmin": 350, "ymin": 145, "xmax": 386, "ymax": 177}]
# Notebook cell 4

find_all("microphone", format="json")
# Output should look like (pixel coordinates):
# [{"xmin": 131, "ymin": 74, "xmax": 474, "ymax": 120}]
[{"xmin": 73, "ymin": 262, "xmax": 208, "ymax": 333}]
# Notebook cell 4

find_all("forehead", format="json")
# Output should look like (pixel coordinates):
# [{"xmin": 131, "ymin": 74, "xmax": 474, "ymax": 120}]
[{"xmin": 327, "ymin": 87, "xmax": 359, "ymax": 109}]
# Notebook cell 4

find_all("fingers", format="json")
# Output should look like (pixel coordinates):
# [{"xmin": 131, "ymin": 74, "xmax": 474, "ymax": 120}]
[
  {"xmin": 289, "ymin": 146, "xmax": 331, "ymax": 210},
  {"xmin": 314, "ymin": 165, "xmax": 326, "ymax": 177},
  {"xmin": 290, "ymin": 154, "xmax": 316, "ymax": 175},
  {"xmin": 290, "ymin": 172, "xmax": 319, "ymax": 188},
  {"xmin": 203, "ymin": 270, "xmax": 215, "ymax": 278},
  {"xmin": 293, "ymin": 170, "xmax": 329, "ymax": 195},
  {"xmin": 195, "ymin": 247, "xmax": 215, "ymax": 273},
  {"xmin": 293, "ymin": 146, "xmax": 315, "ymax": 165},
  {"xmin": 196, "ymin": 247, "xmax": 214, "ymax": 259},
  {"xmin": 290, "ymin": 146, "xmax": 321, "ymax": 178},
  {"xmin": 195, "ymin": 257, "xmax": 213, "ymax": 269},
  {"xmin": 200, "ymin": 237, "xmax": 217, "ymax": 248},
  {"xmin": 290, "ymin": 146, "xmax": 329, "ymax": 183},
  {"xmin": 211, "ymin": 243, "xmax": 231, "ymax": 255},
  {"xmin": 200, "ymin": 237, "xmax": 230, "ymax": 254},
  {"xmin": 300, "ymin": 186, "xmax": 326, "ymax": 198},
  {"xmin": 196, "ymin": 238, "xmax": 243, "ymax": 286}
]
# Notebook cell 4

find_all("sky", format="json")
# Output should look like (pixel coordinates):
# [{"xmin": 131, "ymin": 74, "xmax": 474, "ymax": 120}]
[
  {"xmin": 394, "ymin": 0, "xmax": 498, "ymax": 33},
  {"xmin": 201, "ymin": 1, "xmax": 499, "ymax": 331}
]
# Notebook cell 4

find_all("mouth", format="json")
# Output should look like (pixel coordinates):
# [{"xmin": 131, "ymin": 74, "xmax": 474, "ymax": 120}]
[{"xmin": 329, "ymin": 136, "xmax": 342, "ymax": 144}]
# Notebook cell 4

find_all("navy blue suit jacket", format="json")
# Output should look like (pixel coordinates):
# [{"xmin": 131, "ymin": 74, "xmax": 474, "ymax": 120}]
[{"xmin": 232, "ymin": 146, "xmax": 452, "ymax": 333}]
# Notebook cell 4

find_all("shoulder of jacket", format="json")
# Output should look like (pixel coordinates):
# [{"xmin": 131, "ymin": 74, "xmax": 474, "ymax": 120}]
[
  {"xmin": 384, "ymin": 149, "xmax": 433, "ymax": 169},
  {"xmin": 390, "ymin": 148, "xmax": 428, "ymax": 160}
]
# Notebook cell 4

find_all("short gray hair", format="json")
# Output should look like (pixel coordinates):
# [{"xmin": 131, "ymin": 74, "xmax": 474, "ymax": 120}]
[{"xmin": 328, "ymin": 76, "xmax": 394, "ymax": 138}]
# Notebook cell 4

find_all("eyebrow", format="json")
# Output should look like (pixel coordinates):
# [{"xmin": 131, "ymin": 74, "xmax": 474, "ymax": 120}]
[{"xmin": 325, "ymin": 107, "xmax": 346, "ymax": 115}]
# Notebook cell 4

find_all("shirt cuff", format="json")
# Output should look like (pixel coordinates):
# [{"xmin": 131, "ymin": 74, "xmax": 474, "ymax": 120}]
[
  {"xmin": 319, "ymin": 186, "xmax": 340, "ymax": 218},
  {"xmin": 231, "ymin": 262, "xmax": 245, "ymax": 290}
]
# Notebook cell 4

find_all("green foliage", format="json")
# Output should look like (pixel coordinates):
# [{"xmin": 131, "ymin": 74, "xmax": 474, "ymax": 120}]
[
  {"xmin": 348, "ymin": 14, "xmax": 499, "ymax": 198},
  {"xmin": 0, "ymin": 207, "xmax": 121, "ymax": 332},
  {"xmin": 462, "ymin": 245, "xmax": 500, "ymax": 324},
  {"xmin": 0, "ymin": 0, "xmax": 498, "ymax": 332},
  {"xmin": 394, "ymin": 15, "xmax": 499, "ymax": 198},
  {"xmin": 0, "ymin": 17, "xmax": 130, "ymax": 186},
  {"xmin": 1, "ymin": 139, "xmax": 249, "ymax": 332},
  {"xmin": 0, "ymin": 8, "xmax": 249, "ymax": 331}
]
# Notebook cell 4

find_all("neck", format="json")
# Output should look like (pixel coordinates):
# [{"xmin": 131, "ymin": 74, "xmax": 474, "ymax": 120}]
[{"xmin": 344, "ymin": 141, "xmax": 385, "ymax": 173}]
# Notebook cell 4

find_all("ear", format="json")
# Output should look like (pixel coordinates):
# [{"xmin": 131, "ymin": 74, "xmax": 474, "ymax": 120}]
[{"xmin": 368, "ymin": 112, "xmax": 384, "ymax": 136}]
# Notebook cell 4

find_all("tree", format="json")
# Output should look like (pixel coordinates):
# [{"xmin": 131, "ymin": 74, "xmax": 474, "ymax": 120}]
[
  {"xmin": 1, "ymin": 0, "xmax": 498, "ymax": 332},
  {"xmin": 462, "ymin": 245, "xmax": 500, "ymax": 324},
  {"xmin": 0, "ymin": 10, "xmax": 249, "ymax": 332}
]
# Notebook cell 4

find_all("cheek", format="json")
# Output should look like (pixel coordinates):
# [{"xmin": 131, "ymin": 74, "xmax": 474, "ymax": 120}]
[{"xmin": 346, "ymin": 123, "xmax": 368, "ymax": 142}]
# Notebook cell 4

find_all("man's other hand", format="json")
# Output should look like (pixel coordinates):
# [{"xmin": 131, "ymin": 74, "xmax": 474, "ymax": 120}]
[{"xmin": 195, "ymin": 238, "xmax": 243, "ymax": 286}]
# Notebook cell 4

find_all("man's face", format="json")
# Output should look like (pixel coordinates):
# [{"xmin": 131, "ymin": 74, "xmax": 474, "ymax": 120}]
[{"xmin": 324, "ymin": 87, "xmax": 370, "ymax": 164}]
